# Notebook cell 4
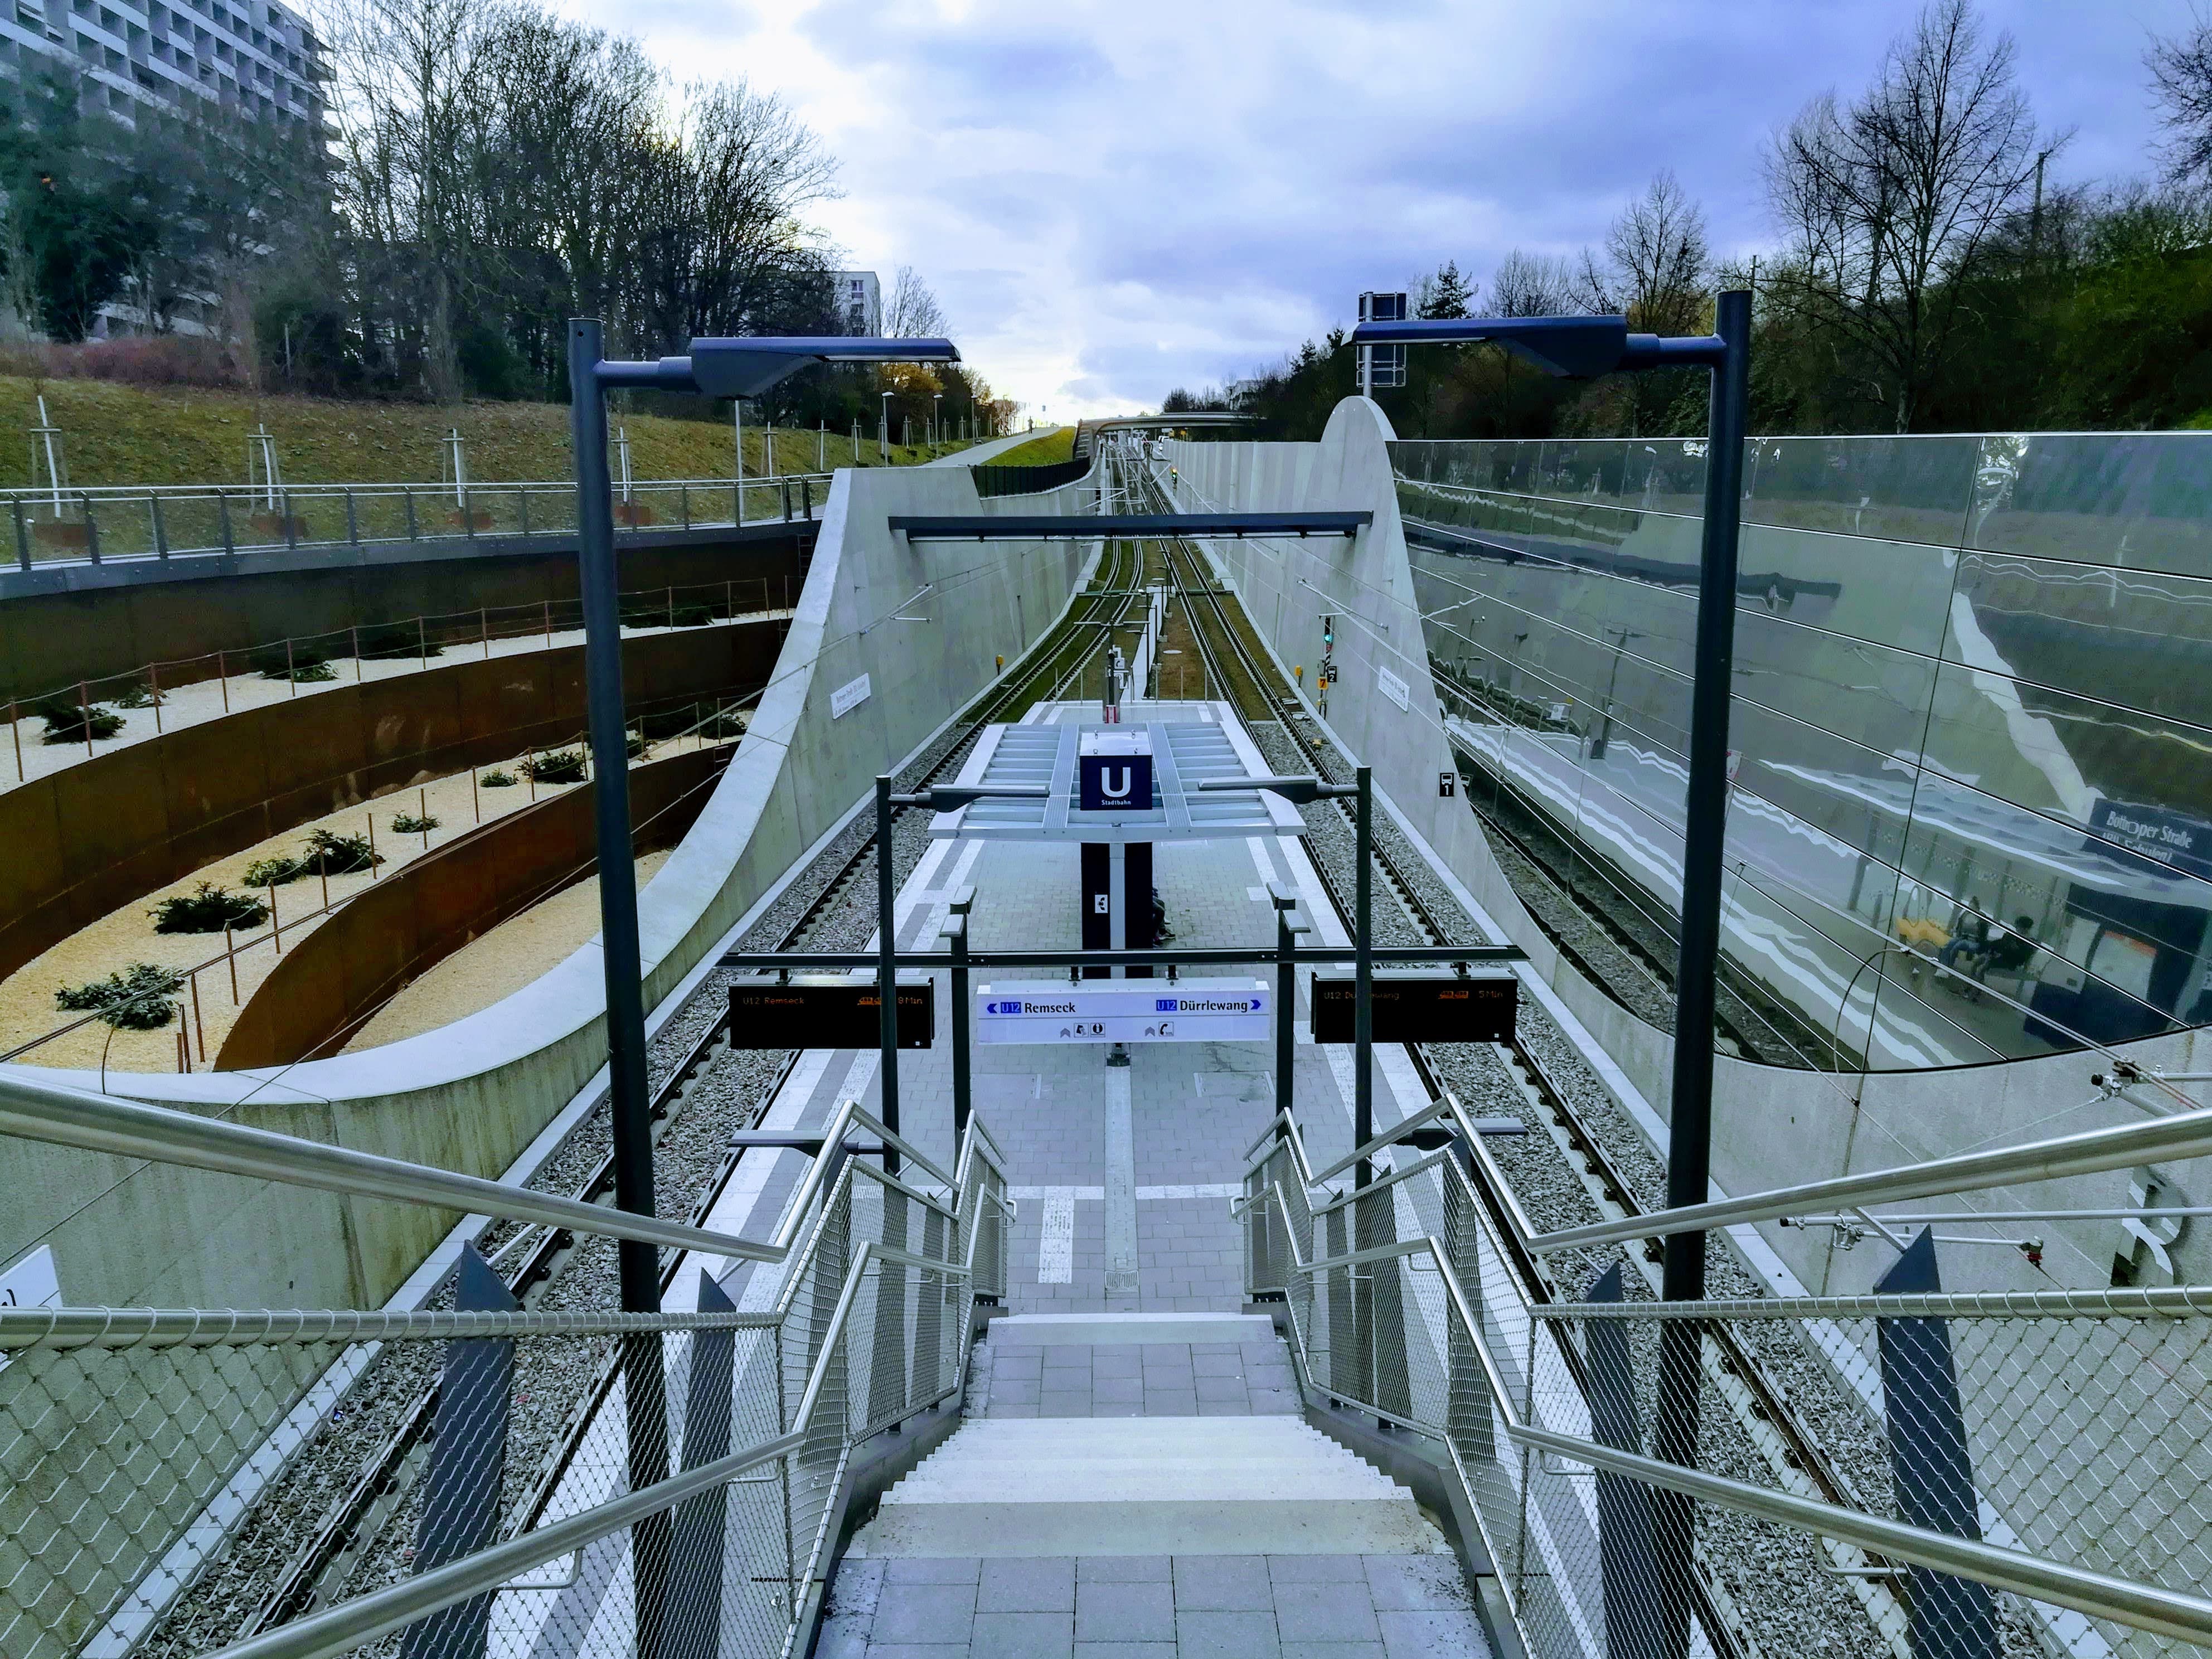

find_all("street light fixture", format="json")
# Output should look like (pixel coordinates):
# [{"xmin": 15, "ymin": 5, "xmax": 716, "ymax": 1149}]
[
  {"xmin": 1356, "ymin": 295, "xmax": 1750, "ymax": 1659},
  {"xmin": 880, "ymin": 390, "xmax": 893, "ymax": 464},
  {"xmin": 567, "ymin": 321, "xmax": 955, "ymax": 1653},
  {"xmin": 933, "ymin": 391, "xmax": 943, "ymax": 448}
]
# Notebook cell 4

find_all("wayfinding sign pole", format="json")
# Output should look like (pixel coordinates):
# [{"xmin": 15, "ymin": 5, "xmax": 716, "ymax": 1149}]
[{"xmin": 1269, "ymin": 882, "xmax": 1306, "ymax": 1126}]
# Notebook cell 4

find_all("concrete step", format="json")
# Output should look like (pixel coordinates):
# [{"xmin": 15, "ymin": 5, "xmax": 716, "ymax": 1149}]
[
  {"xmin": 849, "ymin": 1414, "xmax": 1449, "ymax": 1559},
  {"xmin": 986, "ymin": 1311, "xmax": 1278, "ymax": 1346}
]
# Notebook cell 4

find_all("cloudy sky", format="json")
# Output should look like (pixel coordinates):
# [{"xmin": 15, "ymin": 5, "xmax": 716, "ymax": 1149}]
[{"xmin": 572, "ymin": 0, "xmax": 2199, "ymax": 419}]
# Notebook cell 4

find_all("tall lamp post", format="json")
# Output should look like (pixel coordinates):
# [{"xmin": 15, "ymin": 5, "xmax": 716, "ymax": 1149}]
[
  {"xmin": 568, "ymin": 323, "xmax": 957, "ymax": 1658},
  {"xmin": 1353, "ymin": 296, "xmax": 1752, "ymax": 1659},
  {"xmin": 880, "ymin": 390, "xmax": 893, "ymax": 463},
  {"xmin": 932, "ymin": 391, "xmax": 943, "ymax": 448}
]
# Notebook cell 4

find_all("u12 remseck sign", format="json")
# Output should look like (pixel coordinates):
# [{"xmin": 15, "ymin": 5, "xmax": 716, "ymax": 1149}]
[{"xmin": 976, "ymin": 979, "xmax": 1271, "ymax": 1044}]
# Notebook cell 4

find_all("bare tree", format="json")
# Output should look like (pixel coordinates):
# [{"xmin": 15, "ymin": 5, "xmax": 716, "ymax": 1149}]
[
  {"xmin": 883, "ymin": 265, "xmax": 950, "ymax": 339},
  {"xmin": 1762, "ymin": 0, "xmax": 2051, "ymax": 431},
  {"xmin": 1581, "ymin": 169, "xmax": 1710, "ymax": 333},
  {"xmin": 1489, "ymin": 249, "xmax": 1578, "ymax": 318},
  {"xmin": 2148, "ymin": 4, "xmax": 2212, "ymax": 183}
]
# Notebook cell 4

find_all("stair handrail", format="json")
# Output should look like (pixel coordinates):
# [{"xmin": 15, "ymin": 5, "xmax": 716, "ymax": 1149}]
[{"xmin": 1243, "ymin": 1145, "xmax": 2212, "ymax": 1648}]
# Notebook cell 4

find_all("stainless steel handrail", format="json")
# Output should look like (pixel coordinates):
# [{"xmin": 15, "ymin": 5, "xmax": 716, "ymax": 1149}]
[
  {"xmin": 0, "ymin": 1070, "xmax": 784, "ymax": 1262},
  {"xmin": 0, "ymin": 1304, "xmax": 784, "ymax": 1351},
  {"xmin": 1514, "ymin": 1425, "xmax": 2212, "ymax": 1645},
  {"xmin": 1524, "ymin": 1102, "xmax": 2212, "ymax": 1256}
]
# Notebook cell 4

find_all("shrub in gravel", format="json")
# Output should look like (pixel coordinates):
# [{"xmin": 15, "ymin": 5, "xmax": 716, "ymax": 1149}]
[
  {"xmin": 243, "ymin": 854, "xmax": 307, "ymax": 887},
  {"xmin": 521, "ymin": 748, "xmax": 586, "ymax": 784},
  {"xmin": 36, "ymin": 695, "xmax": 124, "ymax": 744},
  {"xmin": 481, "ymin": 768, "xmax": 517, "ymax": 787},
  {"xmin": 390, "ymin": 811, "xmax": 440, "ymax": 834},
  {"xmin": 259, "ymin": 656, "xmax": 337, "ymax": 682},
  {"xmin": 302, "ymin": 828, "xmax": 381, "ymax": 875},
  {"xmin": 151, "ymin": 881, "xmax": 268, "ymax": 933},
  {"xmin": 56, "ymin": 962, "xmax": 186, "ymax": 1028}
]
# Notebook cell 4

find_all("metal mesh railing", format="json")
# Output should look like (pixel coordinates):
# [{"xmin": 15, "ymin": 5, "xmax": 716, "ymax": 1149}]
[
  {"xmin": 1240, "ymin": 1098, "xmax": 2212, "ymax": 1659},
  {"xmin": 0, "ymin": 1103, "xmax": 1008, "ymax": 1659},
  {"xmin": 3, "ymin": 477, "xmax": 831, "ymax": 572}
]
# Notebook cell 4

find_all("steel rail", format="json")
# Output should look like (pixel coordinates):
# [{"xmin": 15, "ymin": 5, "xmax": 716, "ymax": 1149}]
[
  {"xmin": 1526, "ymin": 1102, "xmax": 2212, "ymax": 1255},
  {"xmin": 0, "ymin": 1070, "xmax": 784, "ymax": 1262}
]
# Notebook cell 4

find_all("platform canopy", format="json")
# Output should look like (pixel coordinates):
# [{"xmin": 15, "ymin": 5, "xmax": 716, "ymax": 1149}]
[{"xmin": 932, "ymin": 714, "xmax": 1307, "ymax": 843}]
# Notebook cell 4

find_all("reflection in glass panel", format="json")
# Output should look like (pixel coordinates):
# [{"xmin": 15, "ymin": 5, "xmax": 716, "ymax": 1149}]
[
  {"xmin": 1395, "ymin": 431, "xmax": 2212, "ymax": 1069},
  {"xmin": 1948, "ymin": 549, "xmax": 2212, "ymax": 733},
  {"xmin": 1966, "ymin": 431, "xmax": 2212, "ymax": 575},
  {"xmin": 1740, "ymin": 434, "xmax": 1978, "ymax": 547}
]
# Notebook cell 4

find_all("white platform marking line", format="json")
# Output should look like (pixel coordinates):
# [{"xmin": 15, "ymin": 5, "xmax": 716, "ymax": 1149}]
[
  {"xmin": 1037, "ymin": 1189, "xmax": 1076, "ymax": 1283},
  {"xmin": 1105, "ymin": 1063, "xmax": 1138, "ymax": 1294}
]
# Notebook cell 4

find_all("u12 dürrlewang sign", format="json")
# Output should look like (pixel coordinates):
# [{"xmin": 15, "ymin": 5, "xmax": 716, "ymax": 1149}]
[{"xmin": 976, "ymin": 979, "xmax": 1270, "ymax": 1044}]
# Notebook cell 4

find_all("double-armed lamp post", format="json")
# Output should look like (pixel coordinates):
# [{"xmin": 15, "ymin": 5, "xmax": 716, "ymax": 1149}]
[
  {"xmin": 566, "ymin": 323, "xmax": 957, "ymax": 1658},
  {"xmin": 1351, "ymin": 297, "xmax": 1750, "ymax": 1659}
]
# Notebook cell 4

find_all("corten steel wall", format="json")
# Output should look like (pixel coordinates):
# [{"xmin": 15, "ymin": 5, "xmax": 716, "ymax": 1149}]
[
  {"xmin": 217, "ymin": 744, "xmax": 730, "ymax": 1070},
  {"xmin": 0, "ymin": 619, "xmax": 784, "ymax": 982},
  {"xmin": 0, "ymin": 460, "xmax": 1093, "ymax": 1325},
  {"xmin": 0, "ymin": 530, "xmax": 806, "ymax": 701}
]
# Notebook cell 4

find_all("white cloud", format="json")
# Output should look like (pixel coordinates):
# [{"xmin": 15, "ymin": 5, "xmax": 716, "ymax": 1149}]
[{"xmin": 564, "ymin": 0, "xmax": 2198, "ymax": 417}]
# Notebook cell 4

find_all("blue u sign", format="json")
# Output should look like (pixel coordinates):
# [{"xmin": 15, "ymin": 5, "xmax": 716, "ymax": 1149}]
[{"xmin": 1079, "ymin": 753, "xmax": 1152, "ymax": 812}]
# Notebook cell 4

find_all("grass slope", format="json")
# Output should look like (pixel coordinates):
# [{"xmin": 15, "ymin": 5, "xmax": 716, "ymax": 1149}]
[
  {"xmin": 989, "ymin": 427, "xmax": 1075, "ymax": 466},
  {"xmin": 2, "ymin": 376, "xmax": 971, "ymax": 489}
]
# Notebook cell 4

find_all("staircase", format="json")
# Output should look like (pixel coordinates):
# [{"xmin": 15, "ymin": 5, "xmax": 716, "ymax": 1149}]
[{"xmin": 822, "ymin": 1313, "xmax": 1488, "ymax": 1655}]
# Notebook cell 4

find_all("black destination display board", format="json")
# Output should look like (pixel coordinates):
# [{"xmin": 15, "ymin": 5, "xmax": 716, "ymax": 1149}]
[
  {"xmin": 1308, "ymin": 971, "xmax": 1517, "ymax": 1044},
  {"xmin": 729, "ymin": 975, "xmax": 936, "ymax": 1049}
]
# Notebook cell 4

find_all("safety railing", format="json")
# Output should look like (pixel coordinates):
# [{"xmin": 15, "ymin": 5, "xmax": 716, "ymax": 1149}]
[
  {"xmin": 0, "ymin": 1073, "xmax": 1010, "ymax": 1659},
  {"xmin": 3, "ymin": 475, "xmax": 832, "ymax": 572},
  {"xmin": 1239, "ymin": 1095, "xmax": 2212, "ymax": 1659},
  {"xmin": 2, "ymin": 573, "xmax": 795, "ymax": 789}
]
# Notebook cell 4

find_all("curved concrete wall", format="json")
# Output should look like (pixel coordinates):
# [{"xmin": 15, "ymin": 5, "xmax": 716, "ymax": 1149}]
[
  {"xmin": 216, "ymin": 743, "xmax": 731, "ymax": 1070},
  {"xmin": 1164, "ymin": 402, "xmax": 2212, "ymax": 1296},
  {"xmin": 0, "ymin": 620, "xmax": 785, "ymax": 982},
  {"xmin": 0, "ymin": 528, "xmax": 804, "ymax": 701},
  {"xmin": 0, "ymin": 462, "xmax": 1094, "ymax": 1317}
]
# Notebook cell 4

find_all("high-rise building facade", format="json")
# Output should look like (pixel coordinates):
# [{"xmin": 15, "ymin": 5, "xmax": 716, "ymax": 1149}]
[
  {"xmin": 833, "ymin": 270, "xmax": 880, "ymax": 336},
  {"xmin": 0, "ymin": 0, "xmax": 326, "ymax": 134}
]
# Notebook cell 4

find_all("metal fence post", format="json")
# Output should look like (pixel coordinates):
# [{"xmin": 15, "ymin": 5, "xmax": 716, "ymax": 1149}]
[
  {"xmin": 664, "ymin": 1272, "xmax": 735, "ymax": 1659},
  {"xmin": 401, "ymin": 1246, "xmax": 517, "ymax": 1659},
  {"xmin": 1588, "ymin": 1264, "xmax": 1662, "ymax": 1659},
  {"xmin": 1876, "ymin": 1230, "xmax": 1999, "ymax": 1659},
  {"xmin": 680, "ymin": 482, "xmax": 690, "ymax": 530},
  {"xmin": 12, "ymin": 498, "xmax": 28, "ymax": 571},
  {"xmin": 780, "ymin": 478, "xmax": 791, "ymax": 522},
  {"xmin": 801, "ymin": 477, "xmax": 812, "ymax": 520},
  {"xmin": 218, "ymin": 489, "xmax": 234, "ymax": 556},
  {"xmin": 81, "ymin": 493, "xmax": 100, "ymax": 563},
  {"xmin": 346, "ymin": 488, "xmax": 359, "ymax": 548},
  {"xmin": 405, "ymin": 487, "xmax": 419, "ymax": 541},
  {"xmin": 517, "ymin": 486, "xmax": 530, "ymax": 538},
  {"xmin": 150, "ymin": 492, "xmax": 167, "ymax": 559},
  {"xmin": 945, "ymin": 897, "xmax": 974, "ymax": 1143},
  {"xmin": 282, "ymin": 491, "xmax": 299, "ymax": 552}
]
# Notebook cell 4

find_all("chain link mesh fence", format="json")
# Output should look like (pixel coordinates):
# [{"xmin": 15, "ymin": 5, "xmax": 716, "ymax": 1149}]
[
  {"xmin": 1241, "ymin": 1109, "xmax": 2212, "ymax": 1659},
  {"xmin": 0, "ymin": 1118, "xmax": 1007, "ymax": 1659}
]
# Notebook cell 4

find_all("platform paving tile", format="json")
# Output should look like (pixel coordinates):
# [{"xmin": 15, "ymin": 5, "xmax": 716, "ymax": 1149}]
[{"xmin": 847, "ymin": 1556, "xmax": 1486, "ymax": 1658}]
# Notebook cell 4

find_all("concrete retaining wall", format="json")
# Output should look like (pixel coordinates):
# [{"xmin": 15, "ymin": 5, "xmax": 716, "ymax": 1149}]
[
  {"xmin": 216, "ymin": 744, "xmax": 731, "ymax": 1070},
  {"xmin": 0, "ymin": 461, "xmax": 1093, "ymax": 1318},
  {"xmin": 1165, "ymin": 402, "xmax": 2212, "ymax": 1296},
  {"xmin": 0, "ymin": 620, "xmax": 785, "ymax": 982}
]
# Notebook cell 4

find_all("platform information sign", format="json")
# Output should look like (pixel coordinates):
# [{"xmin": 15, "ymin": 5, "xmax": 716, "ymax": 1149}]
[
  {"xmin": 976, "ymin": 979, "xmax": 1270, "ymax": 1045},
  {"xmin": 1309, "ymin": 971, "xmax": 1517, "ymax": 1044}
]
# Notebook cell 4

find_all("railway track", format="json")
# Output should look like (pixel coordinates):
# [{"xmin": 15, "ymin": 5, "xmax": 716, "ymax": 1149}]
[
  {"xmin": 1120, "ymin": 440, "xmax": 1899, "ymax": 1659},
  {"xmin": 184, "ymin": 477, "xmax": 1154, "ymax": 1649}
]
